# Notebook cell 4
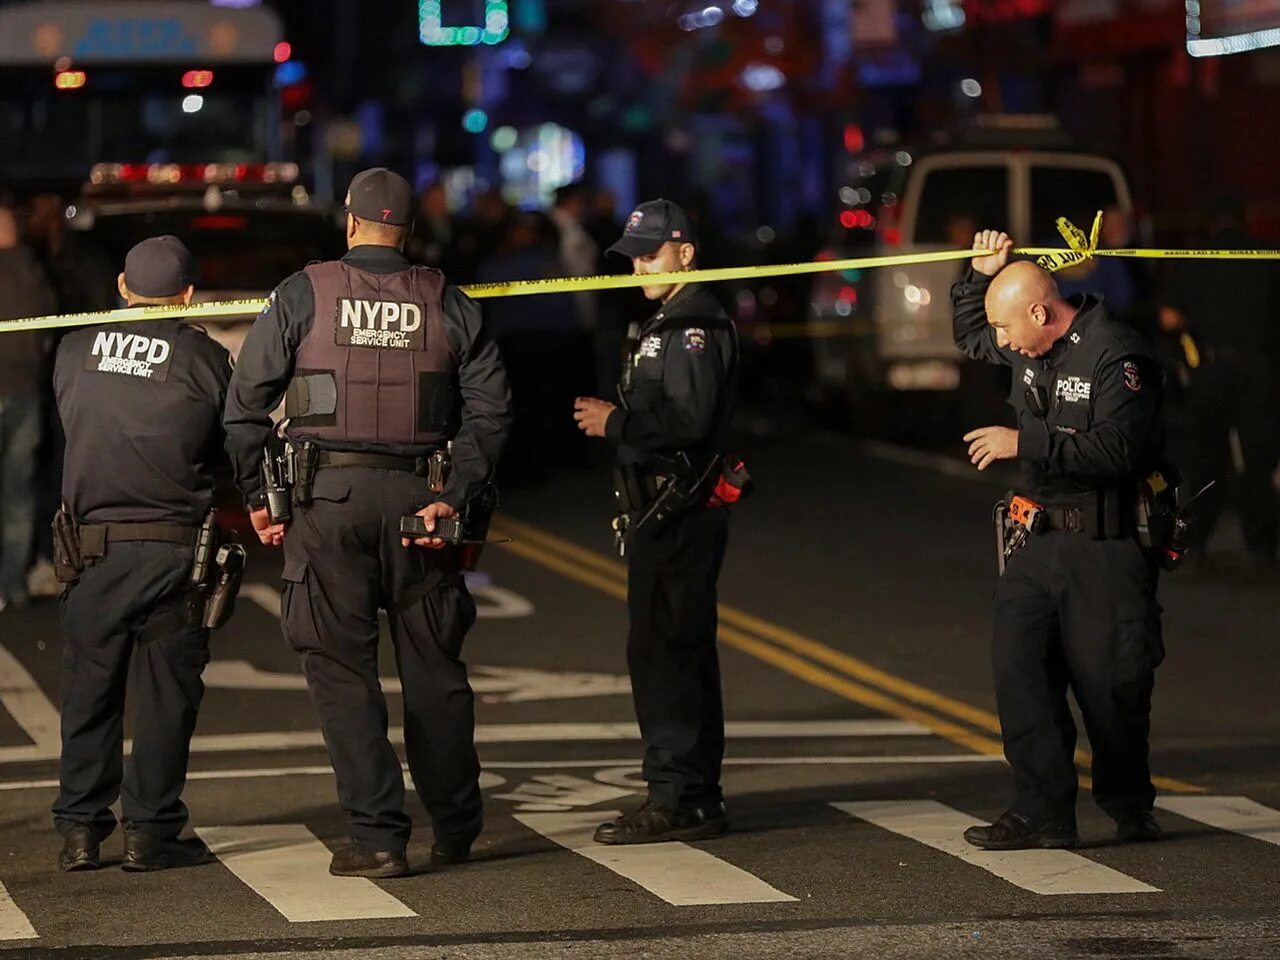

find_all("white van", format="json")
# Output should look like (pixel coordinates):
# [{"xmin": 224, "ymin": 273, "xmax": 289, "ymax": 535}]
[{"xmin": 869, "ymin": 149, "xmax": 1133, "ymax": 392}]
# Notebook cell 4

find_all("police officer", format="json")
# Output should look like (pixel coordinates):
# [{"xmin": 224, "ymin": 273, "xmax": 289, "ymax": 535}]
[
  {"xmin": 573, "ymin": 199, "xmax": 738, "ymax": 844},
  {"xmin": 954, "ymin": 230, "xmax": 1167, "ymax": 849},
  {"xmin": 52, "ymin": 236, "xmax": 229, "ymax": 872},
  {"xmin": 224, "ymin": 168, "xmax": 511, "ymax": 878}
]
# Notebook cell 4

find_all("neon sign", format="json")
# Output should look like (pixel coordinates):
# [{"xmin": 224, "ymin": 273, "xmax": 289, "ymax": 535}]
[{"xmin": 419, "ymin": 1, "xmax": 510, "ymax": 46}]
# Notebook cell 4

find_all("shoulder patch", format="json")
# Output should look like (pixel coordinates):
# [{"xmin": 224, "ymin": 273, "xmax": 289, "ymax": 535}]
[
  {"xmin": 1122, "ymin": 360, "xmax": 1142, "ymax": 392},
  {"xmin": 682, "ymin": 327, "xmax": 706, "ymax": 354}
]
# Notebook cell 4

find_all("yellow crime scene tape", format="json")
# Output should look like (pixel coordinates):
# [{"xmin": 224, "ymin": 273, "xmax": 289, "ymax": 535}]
[{"xmin": 1, "ymin": 213, "xmax": 1276, "ymax": 336}]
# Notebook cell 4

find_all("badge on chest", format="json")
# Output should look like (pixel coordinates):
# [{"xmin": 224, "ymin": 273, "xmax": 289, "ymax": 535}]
[{"xmin": 636, "ymin": 334, "xmax": 663, "ymax": 361}]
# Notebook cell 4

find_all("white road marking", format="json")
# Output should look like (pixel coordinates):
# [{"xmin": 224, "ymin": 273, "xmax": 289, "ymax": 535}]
[
  {"xmin": 833, "ymin": 800, "xmax": 1159, "ymax": 895},
  {"xmin": 1158, "ymin": 796, "xmax": 1280, "ymax": 848},
  {"xmin": 202, "ymin": 659, "xmax": 632, "ymax": 703},
  {"xmin": 0, "ymin": 643, "xmax": 61, "ymax": 753},
  {"xmin": 0, "ymin": 754, "xmax": 1001, "ymax": 792},
  {"xmin": 195, "ymin": 824, "xmax": 417, "ymax": 922},
  {"xmin": 494, "ymin": 775, "xmax": 635, "ymax": 811},
  {"xmin": 516, "ymin": 811, "xmax": 797, "ymax": 906},
  {"xmin": 240, "ymin": 582, "xmax": 533, "ymax": 620},
  {"xmin": 0, "ymin": 881, "xmax": 37, "ymax": 941}
]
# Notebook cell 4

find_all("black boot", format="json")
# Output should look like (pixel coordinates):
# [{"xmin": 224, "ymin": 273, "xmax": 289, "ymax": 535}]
[
  {"xmin": 594, "ymin": 799, "xmax": 728, "ymax": 845},
  {"xmin": 1115, "ymin": 810, "xmax": 1163, "ymax": 842},
  {"xmin": 430, "ymin": 839, "xmax": 471, "ymax": 867},
  {"xmin": 328, "ymin": 844, "xmax": 410, "ymax": 879},
  {"xmin": 121, "ymin": 832, "xmax": 215, "ymax": 872},
  {"xmin": 963, "ymin": 811, "xmax": 1078, "ymax": 850},
  {"xmin": 57, "ymin": 825, "xmax": 101, "ymax": 873}
]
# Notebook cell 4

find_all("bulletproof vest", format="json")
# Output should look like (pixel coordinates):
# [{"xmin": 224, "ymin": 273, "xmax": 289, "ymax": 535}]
[{"xmin": 286, "ymin": 260, "xmax": 458, "ymax": 446}]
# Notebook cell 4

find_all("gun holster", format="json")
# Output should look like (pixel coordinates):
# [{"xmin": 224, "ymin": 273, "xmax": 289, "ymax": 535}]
[
  {"xmin": 186, "ymin": 511, "xmax": 246, "ymax": 631},
  {"xmin": 52, "ymin": 510, "xmax": 84, "ymax": 585}
]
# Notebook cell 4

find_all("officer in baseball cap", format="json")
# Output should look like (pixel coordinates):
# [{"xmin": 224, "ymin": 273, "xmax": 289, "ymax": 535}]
[
  {"xmin": 225, "ymin": 167, "xmax": 512, "ymax": 878},
  {"xmin": 575, "ymin": 199, "xmax": 740, "ymax": 845},
  {"xmin": 51, "ymin": 234, "xmax": 232, "ymax": 872}
]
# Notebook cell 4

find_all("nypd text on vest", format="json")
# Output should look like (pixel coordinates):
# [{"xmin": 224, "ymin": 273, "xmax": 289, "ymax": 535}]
[
  {"xmin": 88, "ymin": 331, "xmax": 172, "ymax": 380},
  {"xmin": 337, "ymin": 297, "xmax": 426, "ymax": 350}
]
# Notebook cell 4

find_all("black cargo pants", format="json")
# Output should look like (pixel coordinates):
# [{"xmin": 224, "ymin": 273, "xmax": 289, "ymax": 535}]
[
  {"xmin": 281, "ymin": 467, "xmax": 480, "ymax": 855},
  {"xmin": 993, "ymin": 530, "xmax": 1164, "ymax": 826}
]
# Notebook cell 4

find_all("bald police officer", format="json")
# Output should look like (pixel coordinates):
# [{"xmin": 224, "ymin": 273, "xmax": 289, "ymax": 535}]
[
  {"xmin": 224, "ymin": 168, "xmax": 511, "ymax": 878},
  {"xmin": 574, "ymin": 200, "xmax": 739, "ymax": 844},
  {"xmin": 53, "ymin": 237, "xmax": 229, "ymax": 872},
  {"xmin": 955, "ymin": 230, "xmax": 1168, "ymax": 850}
]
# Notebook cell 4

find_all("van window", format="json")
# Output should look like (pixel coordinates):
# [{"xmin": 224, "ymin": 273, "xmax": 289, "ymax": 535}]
[
  {"xmin": 1030, "ymin": 166, "xmax": 1120, "ymax": 242},
  {"xmin": 913, "ymin": 166, "xmax": 1008, "ymax": 245}
]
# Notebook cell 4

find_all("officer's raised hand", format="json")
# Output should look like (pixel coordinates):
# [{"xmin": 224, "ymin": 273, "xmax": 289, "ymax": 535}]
[
  {"xmin": 972, "ymin": 229, "xmax": 1013, "ymax": 276},
  {"xmin": 574, "ymin": 397, "xmax": 617, "ymax": 438},
  {"xmin": 250, "ymin": 507, "xmax": 286, "ymax": 548},
  {"xmin": 403, "ymin": 500, "xmax": 456, "ymax": 549}
]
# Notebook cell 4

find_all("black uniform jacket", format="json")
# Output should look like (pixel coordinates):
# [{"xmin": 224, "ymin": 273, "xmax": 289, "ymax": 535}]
[
  {"xmin": 605, "ymin": 285, "xmax": 737, "ymax": 474},
  {"xmin": 223, "ymin": 245, "xmax": 511, "ymax": 510},
  {"xmin": 56, "ymin": 319, "xmax": 232, "ymax": 525},
  {"xmin": 952, "ymin": 267, "xmax": 1166, "ymax": 504}
]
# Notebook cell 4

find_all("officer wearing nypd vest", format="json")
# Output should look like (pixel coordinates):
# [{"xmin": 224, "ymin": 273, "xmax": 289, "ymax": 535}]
[
  {"xmin": 573, "ymin": 199, "xmax": 738, "ymax": 844},
  {"xmin": 224, "ymin": 168, "xmax": 511, "ymax": 878},
  {"xmin": 52, "ymin": 236, "xmax": 230, "ymax": 872},
  {"xmin": 954, "ymin": 229, "xmax": 1168, "ymax": 851}
]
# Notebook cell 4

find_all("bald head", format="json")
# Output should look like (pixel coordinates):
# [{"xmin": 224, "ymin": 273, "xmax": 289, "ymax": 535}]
[
  {"xmin": 983, "ymin": 261, "xmax": 1076, "ymax": 358},
  {"xmin": 985, "ymin": 261, "xmax": 1059, "ymax": 316}
]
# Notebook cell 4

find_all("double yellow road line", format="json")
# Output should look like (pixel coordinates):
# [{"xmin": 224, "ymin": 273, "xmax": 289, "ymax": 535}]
[{"xmin": 492, "ymin": 515, "xmax": 1201, "ymax": 795}]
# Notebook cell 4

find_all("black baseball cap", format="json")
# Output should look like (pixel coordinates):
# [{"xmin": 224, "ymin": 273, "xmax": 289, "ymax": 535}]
[
  {"xmin": 345, "ymin": 167, "xmax": 413, "ymax": 226},
  {"xmin": 123, "ymin": 235, "xmax": 195, "ymax": 298},
  {"xmin": 606, "ymin": 199, "xmax": 697, "ymax": 259}
]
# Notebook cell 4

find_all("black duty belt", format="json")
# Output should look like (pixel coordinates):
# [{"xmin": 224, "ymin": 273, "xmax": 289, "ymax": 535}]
[
  {"xmin": 78, "ymin": 522, "xmax": 199, "ymax": 560},
  {"xmin": 1041, "ymin": 504, "xmax": 1096, "ymax": 535},
  {"xmin": 315, "ymin": 451, "xmax": 429, "ymax": 475}
]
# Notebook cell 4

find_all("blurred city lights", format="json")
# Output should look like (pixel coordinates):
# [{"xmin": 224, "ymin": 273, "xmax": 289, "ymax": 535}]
[
  {"xmin": 960, "ymin": 78, "xmax": 982, "ymax": 98},
  {"xmin": 491, "ymin": 125, "xmax": 518, "ymax": 152},
  {"xmin": 182, "ymin": 95, "xmax": 204, "ymax": 114},
  {"xmin": 273, "ymin": 42, "xmax": 292, "ymax": 63},
  {"xmin": 462, "ymin": 108, "xmax": 489, "ymax": 133},
  {"xmin": 182, "ymin": 70, "xmax": 214, "ymax": 89},
  {"xmin": 741, "ymin": 64, "xmax": 785, "ymax": 92},
  {"xmin": 731, "ymin": 0, "xmax": 758, "ymax": 16},
  {"xmin": 420, "ymin": 0, "xmax": 510, "ymax": 46},
  {"xmin": 54, "ymin": 70, "xmax": 86, "ymax": 90}
]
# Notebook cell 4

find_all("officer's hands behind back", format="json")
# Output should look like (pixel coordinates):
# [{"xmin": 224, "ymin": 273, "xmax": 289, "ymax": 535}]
[
  {"xmin": 250, "ymin": 507, "xmax": 286, "ymax": 548},
  {"xmin": 404, "ymin": 500, "xmax": 457, "ymax": 550}
]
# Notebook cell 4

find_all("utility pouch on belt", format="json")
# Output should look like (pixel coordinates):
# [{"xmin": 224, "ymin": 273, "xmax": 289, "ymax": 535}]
[
  {"xmin": 52, "ymin": 510, "xmax": 84, "ymax": 584},
  {"xmin": 1136, "ymin": 466, "xmax": 1210, "ymax": 572},
  {"xmin": 261, "ymin": 440, "xmax": 294, "ymax": 524},
  {"xmin": 995, "ymin": 493, "xmax": 1046, "ymax": 572}
]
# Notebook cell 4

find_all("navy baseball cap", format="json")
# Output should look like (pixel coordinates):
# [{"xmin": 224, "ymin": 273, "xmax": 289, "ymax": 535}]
[
  {"xmin": 123, "ymin": 236, "xmax": 195, "ymax": 298},
  {"xmin": 345, "ymin": 167, "xmax": 414, "ymax": 226},
  {"xmin": 607, "ymin": 199, "xmax": 697, "ymax": 259}
]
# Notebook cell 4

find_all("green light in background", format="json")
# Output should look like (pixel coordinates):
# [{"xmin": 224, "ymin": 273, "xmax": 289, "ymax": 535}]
[
  {"xmin": 462, "ymin": 108, "xmax": 489, "ymax": 133},
  {"xmin": 420, "ymin": 0, "xmax": 510, "ymax": 46}
]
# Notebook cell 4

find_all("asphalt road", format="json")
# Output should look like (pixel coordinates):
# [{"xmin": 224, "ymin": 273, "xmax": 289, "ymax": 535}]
[{"xmin": 1, "ymin": 427, "xmax": 1277, "ymax": 960}]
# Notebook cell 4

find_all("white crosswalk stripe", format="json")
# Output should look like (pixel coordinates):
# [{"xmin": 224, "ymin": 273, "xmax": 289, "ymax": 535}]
[
  {"xmin": 196, "ymin": 825, "xmax": 417, "ymax": 922},
  {"xmin": 0, "ymin": 881, "xmax": 37, "ymax": 941},
  {"xmin": 1157, "ymin": 796, "xmax": 1280, "ymax": 849},
  {"xmin": 833, "ymin": 800, "xmax": 1160, "ymax": 895},
  {"xmin": 515, "ymin": 811, "xmax": 798, "ymax": 906}
]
